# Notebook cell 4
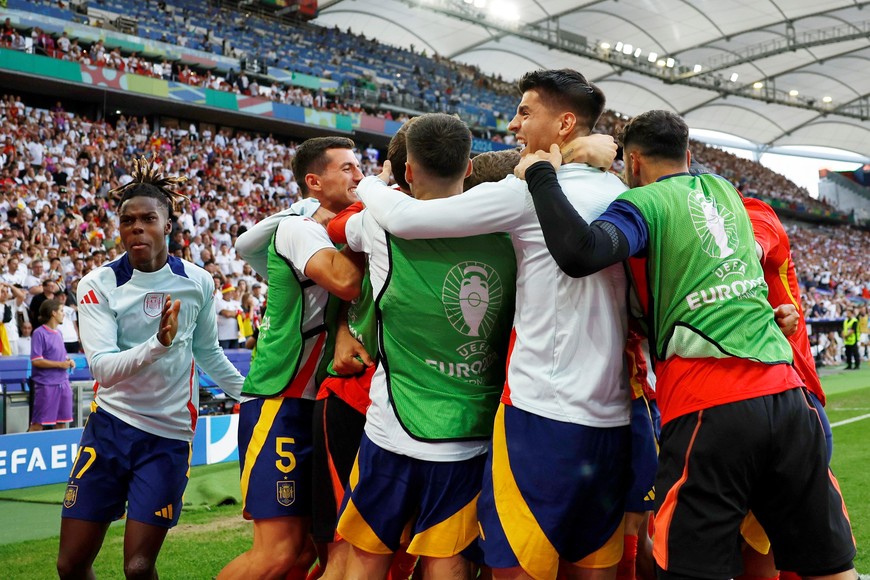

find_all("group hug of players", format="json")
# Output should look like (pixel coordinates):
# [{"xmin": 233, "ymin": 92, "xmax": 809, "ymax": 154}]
[{"xmin": 57, "ymin": 68, "xmax": 855, "ymax": 580}]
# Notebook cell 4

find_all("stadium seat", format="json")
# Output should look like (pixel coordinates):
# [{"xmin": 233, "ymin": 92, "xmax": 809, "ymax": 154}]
[{"xmin": 0, "ymin": 356, "xmax": 30, "ymax": 394}]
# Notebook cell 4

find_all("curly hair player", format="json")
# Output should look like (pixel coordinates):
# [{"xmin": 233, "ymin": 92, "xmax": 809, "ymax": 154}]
[{"xmin": 58, "ymin": 158, "xmax": 245, "ymax": 580}]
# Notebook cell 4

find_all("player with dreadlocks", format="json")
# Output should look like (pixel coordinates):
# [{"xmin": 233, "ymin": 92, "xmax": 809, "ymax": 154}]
[{"xmin": 57, "ymin": 158, "xmax": 245, "ymax": 580}]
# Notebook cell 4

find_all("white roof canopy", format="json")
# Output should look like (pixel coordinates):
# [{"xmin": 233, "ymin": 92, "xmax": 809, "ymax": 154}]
[{"xmin": 315, "ymin": 0, "xmax": 870, "ymax": 158}]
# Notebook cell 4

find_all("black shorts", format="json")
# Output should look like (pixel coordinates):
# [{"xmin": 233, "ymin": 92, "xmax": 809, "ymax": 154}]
[
  {"xmin": 311, "ymin": 393, "xmax": 366, "ymax": 544},
  {"xmin": 654, "ymin": 388, "xmax": 855, "ymax": 579}
]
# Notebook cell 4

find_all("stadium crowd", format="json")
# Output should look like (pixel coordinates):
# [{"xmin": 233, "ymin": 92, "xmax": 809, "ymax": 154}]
[
  {"xmin": 0, "ymin": 8, "xmax": 854, "ymax": 216},
  {"xmin": 690, "ymin": 140, "xmax": 839, "ymax": 215},
  {"xmin": 0, "ymin": 91, "xmax": 386, "ymax": 355},
  {"xmin": 1, "ymin": 90, "xmax": 868, "ymax": 366},
  {"xmin": 0, "ymin": 0, "xmax": 856, "ymax": 208},
  {"xmin": 788, "ymin": 222, "xmax": 870, "ymax": 367},
  {"xmin": 0, "ymin": 79, "xmax": 870, "ymax": 364},
  {"xmin": 4, "ymin": 0, "xmax": 515, "ymax": 131},
  {"xmin": 790, "ymin": 223, "xmax": 870, "ymax": 300},
  {"xmin": 4, "ymin": 18, "xmax": 415, "ymax": 124}
]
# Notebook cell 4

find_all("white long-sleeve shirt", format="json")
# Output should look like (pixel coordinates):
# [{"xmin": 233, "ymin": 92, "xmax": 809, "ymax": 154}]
[
  {"xmin": 235, "ymin": 198, "xmax": 321, "ymax": 279},
  {"xmin": 356, "ymin": 165, "xmax": 632, "ymax": 427},
  {"xmin": 77, "ymin": 254, "xmax": 244, "ymax": 441}
]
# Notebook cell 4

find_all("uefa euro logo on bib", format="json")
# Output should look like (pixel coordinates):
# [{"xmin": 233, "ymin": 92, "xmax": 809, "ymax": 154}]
[
  {"xmin": 688, "ymin": 190, "xmax": 737, "ymax": 259},
  {"xmin": 442, "ymin": 262, "xmax": 505, "ymax": 368},
  {"xmin": 442, "ymin": 262, "xmax": 503, "ymax": 338}
]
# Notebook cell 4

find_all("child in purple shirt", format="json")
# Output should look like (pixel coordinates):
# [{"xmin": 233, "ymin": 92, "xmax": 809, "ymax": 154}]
[{"xmin": 28, "ymin": 299, "xmax": 76, "ymax": 431}]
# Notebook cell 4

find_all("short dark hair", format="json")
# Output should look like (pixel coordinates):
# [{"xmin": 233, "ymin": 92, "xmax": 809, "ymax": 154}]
[
  {"xmin": 292, "ymin": 136, "xmax": 355, "ymax": 196},
  {"xmin": 618, "ymin": 110, "xmax": 689, "ymax": 162},
  {"xmin": 464, "ymin": 149, "xmax": 522, "ymax": 191},
  {"xmin": 518, "ymin": 69, "xmax": 605, "ymax": 133},
  {"xmin": 387, "ymin": 117, "xmax": 418, "ymax": 192},
  {"xmin": 113, "ymin": 157, "xmax": 188, "ymax": 220},
  {"xmin": 405, "ymin": 113, "xmax": 471, "ymax": 180}
]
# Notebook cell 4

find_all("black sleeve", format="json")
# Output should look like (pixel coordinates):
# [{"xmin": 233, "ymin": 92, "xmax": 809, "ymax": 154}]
[
  {"xmin": 526, "ymin": 161, "xmax": 631, "ymax": 277},
  {"xmin": 2, "ymin": 305, "xmax": 11, "ymax": 324}
]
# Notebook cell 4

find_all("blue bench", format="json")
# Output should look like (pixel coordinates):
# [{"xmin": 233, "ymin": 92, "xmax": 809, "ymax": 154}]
[
  {"xmin": 198, "ymin": 349, "xmax": 252, "ymax": 388},
  {"xmin": 69, "ymin": 354, "xmax": 92, "ymax": 382},
  {"xmin": 0, "ymin": 356, "xmax": 30, "ymax": 393},
  {"xmin": 0, "ymin": 356, "xmax": 31, "ymax": 434},
  {"xmin": 223, "ymin": 349, "xmax": 252, "ymax": 376}
]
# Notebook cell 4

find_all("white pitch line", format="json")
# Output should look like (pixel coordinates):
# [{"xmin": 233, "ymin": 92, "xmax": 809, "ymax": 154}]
[{"xmin": 831, "ymin": 413, "xmax": 870, "ymax": 428}]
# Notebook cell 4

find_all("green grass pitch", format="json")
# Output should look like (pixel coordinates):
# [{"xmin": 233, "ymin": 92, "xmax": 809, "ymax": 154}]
[{"xmin": 0, "ymin": 370, "xmax": 867, "ymax": 578}]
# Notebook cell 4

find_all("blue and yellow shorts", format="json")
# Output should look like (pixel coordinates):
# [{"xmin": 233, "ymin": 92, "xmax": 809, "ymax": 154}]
[
  {"xmin": 62, "ymin": 407, "xmax": 191, "ymax": 528},
  {"xmin": 477, "ymin": 404, "xmax": 631, "ymax": 579},
  {"xmin": 238, "ymin": 397, "xmax": 314, "ymax": 520},
  {"xmin": 336, "ymin": 433, "xmax": 485, "ymax": 557},
  {"xmin": 625, "ymin": 396, "xmax": 659, "ymax": 513}
]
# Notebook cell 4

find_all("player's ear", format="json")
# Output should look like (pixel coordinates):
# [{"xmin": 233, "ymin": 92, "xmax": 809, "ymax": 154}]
[
  {"xmin": 630, "ymin": 151, "xmax": 642, "ymax": 178},
  {"xmin": 465, "ymin": 159, "xmax": 473, "ymax": 179},
  {"xmin": 558, "ymin": 111, "xmax": 577, "ymax": 137},
  {"xmin": 405, "ymin": 162, "xmax": 414, "ymax": 185},
  {"xmin": 304, "ymin": 173, "xmax": 321, "ymax": 194},
  {"xmin": 686, "ymin": 149, "xmax": 692, "ymax": 168}
]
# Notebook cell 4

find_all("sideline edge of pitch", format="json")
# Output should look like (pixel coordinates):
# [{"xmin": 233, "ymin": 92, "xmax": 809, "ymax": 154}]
[{"xmin": 831, "ymin": 413, "xmax": 870, "ymax": 428}]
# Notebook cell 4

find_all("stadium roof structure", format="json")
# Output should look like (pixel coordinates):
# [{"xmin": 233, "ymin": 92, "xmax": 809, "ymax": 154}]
[{"xmin": 314, "ymin": 0, "xmax": 870, "ymax": 159}]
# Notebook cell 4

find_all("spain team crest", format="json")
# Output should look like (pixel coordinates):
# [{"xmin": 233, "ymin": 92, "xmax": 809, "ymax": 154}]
[
  {"xmin": 276, "ymin": 480, "xmax": 295, "ymax": 506},
  {"xmin": 143, "ymin": 292, "xmax": 165, "ymax": 318},
  {"xmin": 63, "ymin": 485, "xmax": 78, "ymax": 508}
]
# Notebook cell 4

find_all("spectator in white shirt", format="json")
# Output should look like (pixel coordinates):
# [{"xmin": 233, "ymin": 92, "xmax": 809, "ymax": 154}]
[
  {"xmin": 27, "ymin": 140, "xmax": 45, "ymax": 168},
  {"xmin": 0, "ymin": 282, "xmax": 25, "ymax": 355},
  {"xmin": 17, "ymin": 320, "xmax": 32, "ymax": 356},
  {"xmin": 213, "ymin": 223, "xmax": 232, "ymax": 248},
  {"xmin": 215, "ymin": 244, "xmax": 235, "ymax": 277},
  {"xmin": 178, "ymin": 210, "xmax": 194, "ymax": 235},
  {"xmin": 3, "ymin": 255, "xmax": 28, "ymax": 287},
  {"xmin": 57, "ymin": 32, "xmax": 70, "ymax": 54},
  {"xmin": 250, "ymin": 282, "xmax": 265, "ymax": 311},
  {"xmin": 215, "ymin": 282, "xmax": 241, "ymax": 349},
  {"xmin": 58, "ymin": 302, "xmax": 79, "ymax": 353}
]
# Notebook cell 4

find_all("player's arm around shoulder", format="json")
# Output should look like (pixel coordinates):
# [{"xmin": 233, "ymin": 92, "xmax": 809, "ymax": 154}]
[
  {"xmin": 359, "ymin": 172, "xmax": 527, "ymax": 238},
  {"xmin": 342, "ymin": 208, "xmax": 380, "ymax": 255},
  {"xmin": 277, "ymin": 215, "xmax": 363, "ymax": 302},
  {"xmin": 234, "ymin": 200, "xmax": 321, "ymax": 278},
  {"xmin": 304, "ymin": 247, "xmax": 363, "ymax": 302},
  {"xmin": 326, "ymin": 201, "xmax": 364, "ymax": 245}
]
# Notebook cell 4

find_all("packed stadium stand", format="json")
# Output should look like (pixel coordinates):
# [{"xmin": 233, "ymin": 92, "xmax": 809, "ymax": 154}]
[{"xmin": 3, "ymin": 0, "xmax": 518, "ymax": 132}]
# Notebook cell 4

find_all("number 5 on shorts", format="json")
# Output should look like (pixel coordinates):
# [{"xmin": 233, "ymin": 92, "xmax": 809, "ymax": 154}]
[{"xmin": 275, "ymin": 437, "xmax": 297, "ymax": 473}]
